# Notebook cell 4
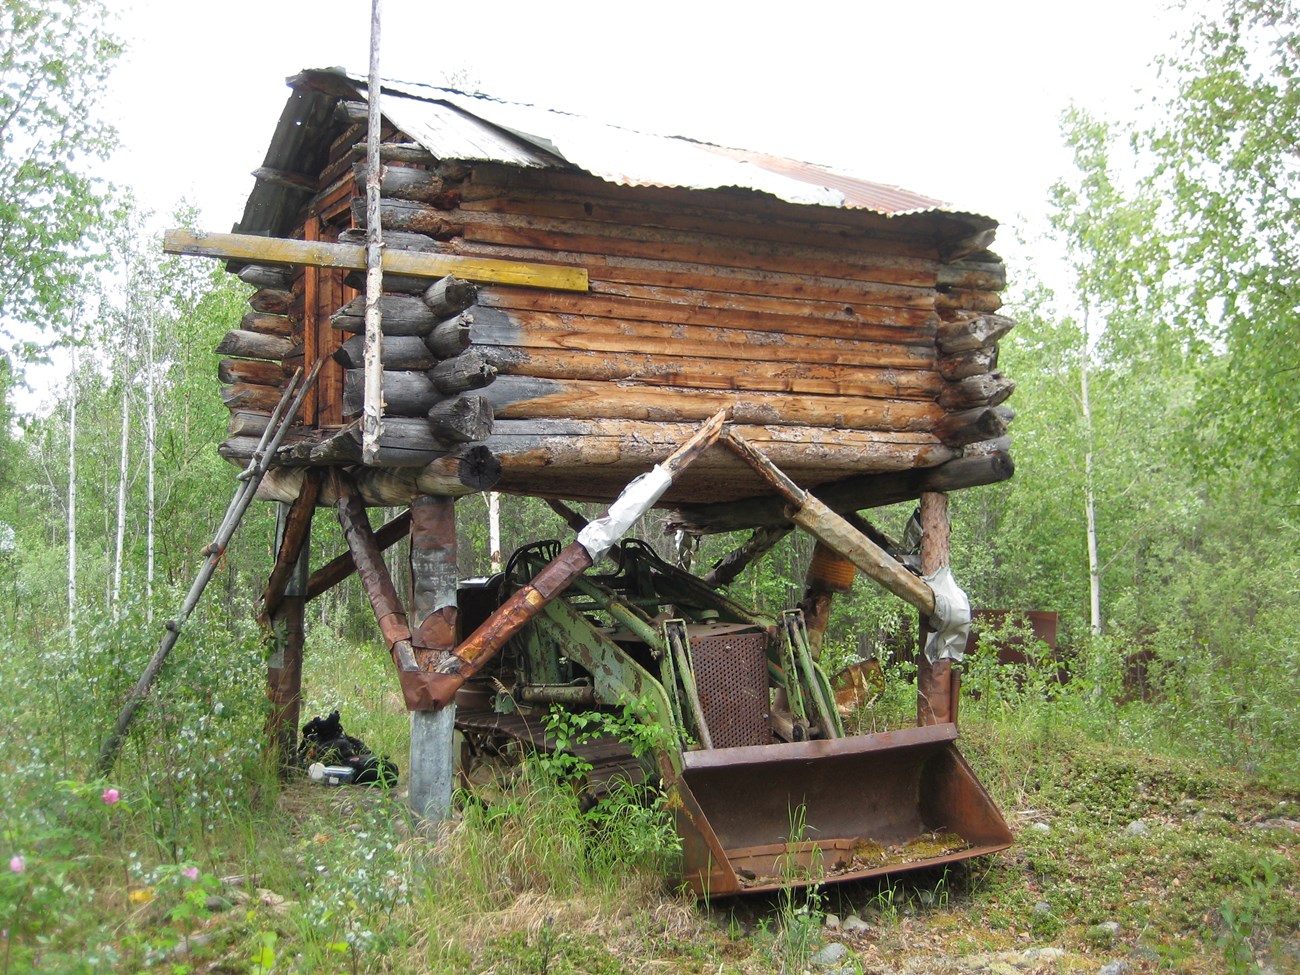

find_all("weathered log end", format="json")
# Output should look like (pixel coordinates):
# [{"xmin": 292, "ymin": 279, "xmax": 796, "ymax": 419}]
[
  {"xmin": 420, "ymin": 444, "xmax": 501, "ymax": 494},
  {"xmin": 428, "ymin": 394, "xmax": 495, "ymax": 444},
  {"xmin": 933, "ymin": 406, "xmax": 1010, "ymax": 448},
  {"xmin": 423, "ymin": 276, "xmax": 477, "ymax": 318},
  {"xmin": 429, "ymin": 352, "xmax": 496, "ymax": 395}
]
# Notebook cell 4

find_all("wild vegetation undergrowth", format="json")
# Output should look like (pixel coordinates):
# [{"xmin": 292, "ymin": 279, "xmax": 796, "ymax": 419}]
[{"xmin": 2, "ymin": 609, "xmax": 1298, "ymax": 973}]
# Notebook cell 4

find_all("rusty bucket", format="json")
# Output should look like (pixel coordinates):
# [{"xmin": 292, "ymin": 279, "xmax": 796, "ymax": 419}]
[{"xmin": 671, "ymin": 723, "xmax": 1012, "ymax": 897}]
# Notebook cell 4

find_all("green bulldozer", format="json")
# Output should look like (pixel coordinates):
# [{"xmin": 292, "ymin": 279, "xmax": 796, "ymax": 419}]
[{"xmin": 451, "ymin": 536, "xmax": 1012, "ymax": 897}]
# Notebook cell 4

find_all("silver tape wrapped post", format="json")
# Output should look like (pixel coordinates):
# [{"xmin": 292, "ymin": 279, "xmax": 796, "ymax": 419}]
[
  {"xmin": 923, "ymin": 566, "xmax": 972, "ymax": 663},
  {"xmin": 576, "ymin": 465, "xmax": 674, "ymax": 564}
]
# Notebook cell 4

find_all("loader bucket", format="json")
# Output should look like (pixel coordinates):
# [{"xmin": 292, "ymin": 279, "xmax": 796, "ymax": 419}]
[{"xmin": 671, "ymin": 723, "xmax": 1012, "ymax": 897}]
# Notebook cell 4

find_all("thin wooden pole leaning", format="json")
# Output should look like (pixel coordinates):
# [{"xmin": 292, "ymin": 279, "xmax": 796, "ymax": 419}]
[
  {"xmin": 97, "ymin": 363, "xmax": 322, "ymax": 776},
  {"xmin": 362, "ymin": 0, "xmax": 385, "ymax": 464}
]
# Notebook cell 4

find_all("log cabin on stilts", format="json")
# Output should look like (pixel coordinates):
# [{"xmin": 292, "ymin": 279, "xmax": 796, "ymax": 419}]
[{"xmin": 167, "ymin": 67, "xmax": 1018, "ymax": 896}]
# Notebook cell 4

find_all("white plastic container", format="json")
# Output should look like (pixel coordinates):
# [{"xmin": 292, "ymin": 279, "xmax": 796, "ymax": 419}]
[{"xmin": 308, "ymin": 762, "xmax": 356, "ymax": 786}]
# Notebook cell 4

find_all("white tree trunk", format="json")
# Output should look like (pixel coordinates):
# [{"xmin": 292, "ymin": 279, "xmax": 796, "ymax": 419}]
[
  {"xmin": 111, "ymin": 380, "xmax": 130, "ymax": 610},
  {"xmin": 67, "ymin": 347, "xmax": 78, "ymax": 644},
  {"xmin": 145, "ymin": 302, "xmax": 157, "ymax": 622},
  {"xmin": 488, "ymin": 491, "xmax": 502, "ymax": 572},
  {"xmin": 1081, "ymin": 305, "xmax": 1102, "ymax": 637}
]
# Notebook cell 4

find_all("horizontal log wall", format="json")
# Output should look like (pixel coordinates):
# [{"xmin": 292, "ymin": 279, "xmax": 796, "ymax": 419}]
[
  {"xmin": 215, "ymin": 105, "xmax": 1015, "ymax": 513},
  {"xmin": 217, "ymin": 264, "xmax": 294, "ymax": 444}
]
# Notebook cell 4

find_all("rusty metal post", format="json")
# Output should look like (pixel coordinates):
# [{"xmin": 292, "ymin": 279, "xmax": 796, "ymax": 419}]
[
  {"xmin": 407, "ymin": 495, "xmax": 457, "ymax": 820},
  {"xmin": 332, "ymin": 472, "xmax": 445, "ymax": 711},
  {"xmin": 917, "ymin": 491, "xmax": 953, "ymax": 726}
]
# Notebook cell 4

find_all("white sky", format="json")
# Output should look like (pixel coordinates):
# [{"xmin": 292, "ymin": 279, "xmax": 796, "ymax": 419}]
[{"xmin": 104, "ymin": 0, "xmax": 1197, "ymax": 236}]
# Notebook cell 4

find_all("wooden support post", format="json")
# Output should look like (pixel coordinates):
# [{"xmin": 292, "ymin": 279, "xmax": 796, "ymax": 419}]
[
  {"xmin": 260, "ymin": 470, "xmax": 322, "ymax": 622},
  {"xmin": 917, "ymin": 491, "xmax": 954, "ymax": 726},
  {"xmin": 267, "ymin": 495, "xmax": 314, "ymax": 770},
  {"xmin": 305, "ymin": 510, "xmax": 411, "ymax": 601},
  {"xmin": 409, "ymin": 497, "xmax": 457, "ymax": 667},
  {"xmin": 407, "ymin": 495, "xmax": 458, "ymax": 820}
]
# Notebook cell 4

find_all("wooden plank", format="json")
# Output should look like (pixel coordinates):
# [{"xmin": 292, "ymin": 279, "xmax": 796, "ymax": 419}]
[
  {"xmin": 450, "ymin": 195, "xmax": 944, "ymax": 277},
  {"xmin": 460, "ymin": 163, "xmax": 965, "ymax": 242},
  {"xmin": 164, "ymin": 229, "xmax": 590, "ymax": 292},
  {"xmin": 448, "ymin": 238, "xmax": 936, "ymax": 309},
  {"xmin": 456, "ymin": 191, "xmax": 943, "ymax": 260},
  {"xmin": 483, "ymin": 419, "xmax": 953, "ymax": 476},
  {"xmin": 318, "ymin": 222, "xmax": 349, "ymax": 427},
  {"xmin": 457, "ymin": 222, "xmax": 934, "ymax": 290}
]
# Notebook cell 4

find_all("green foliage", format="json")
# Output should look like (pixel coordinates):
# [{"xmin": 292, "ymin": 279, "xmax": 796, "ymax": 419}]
[
  {"xmin": 0, "ymin": 0, "xmax": 121, "ymax": 352},
  {"xmin": 772, "ymin": 805, "xmax": 826, "ymax": 974},
  {"xmin": 1142, "ymin": 0, "xmax": 1300, "ymax": 476}
]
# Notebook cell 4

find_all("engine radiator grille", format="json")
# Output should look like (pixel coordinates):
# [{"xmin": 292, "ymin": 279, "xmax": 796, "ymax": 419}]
[{"xmin": 689, "ymin": 627, "xmax": 771, "ymax": 749}]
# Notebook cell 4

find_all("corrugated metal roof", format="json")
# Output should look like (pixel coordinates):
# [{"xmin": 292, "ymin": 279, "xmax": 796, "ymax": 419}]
[
  {"xmin": 234, "ymin": 68, "xmax": 995, "ymax": 239},
  {"xmin": 346, "ymin": 72, "xmax": 984, "ymax": 220}
]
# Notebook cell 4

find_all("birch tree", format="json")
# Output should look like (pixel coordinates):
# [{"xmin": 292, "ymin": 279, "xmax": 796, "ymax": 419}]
[{"xmin": 0, "ymin": 0, "xmax": 120, "ymax": 350}]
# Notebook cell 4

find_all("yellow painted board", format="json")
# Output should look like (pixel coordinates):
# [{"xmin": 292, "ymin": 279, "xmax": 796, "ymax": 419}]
[{"xmin": 163, "ymin": 229, "xmax": 589, "ymax": 292}]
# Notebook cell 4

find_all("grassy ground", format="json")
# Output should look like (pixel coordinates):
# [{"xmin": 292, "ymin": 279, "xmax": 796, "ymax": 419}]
[{"xmin": 1, "ymin": 621, "xmax": 1296, "ymax": 974}]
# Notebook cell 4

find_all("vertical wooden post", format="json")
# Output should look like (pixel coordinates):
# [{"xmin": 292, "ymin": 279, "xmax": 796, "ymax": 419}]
[
  {"xmin": 361, "ymin": 0, "xmax": 385, "ymax": 464},
  {"xmin": 268, "ymin": 501, "xmax": 311, "ymax": 769},
  {"xmin": 407, "ymin": 495, "xmax": 457, "ymax": 820},
  {"xmin": 917, "ymin": 491, "xmax": 954, "ymax": 726}
]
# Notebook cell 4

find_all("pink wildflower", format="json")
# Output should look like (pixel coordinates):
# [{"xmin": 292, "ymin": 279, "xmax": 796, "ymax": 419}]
[
  {"xmin": 9, "ymin": 856, "xmax": 24, "ymax": 873},
  {"xmin": 102, "ymin": 787, "xmax": 120, "ymax": 806},
  {"xmin": 181, "ymin": 866, "xmax": 199, "ymax": 881}
]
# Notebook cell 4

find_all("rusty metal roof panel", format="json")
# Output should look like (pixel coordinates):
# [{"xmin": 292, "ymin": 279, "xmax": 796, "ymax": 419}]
[
  {"xmin": 698, "ymin": 145, "xmax": 951, "ymax": 216},
  {"xmin": 343, "ymin": 72, "xmax": 990, "ymax": 221}
]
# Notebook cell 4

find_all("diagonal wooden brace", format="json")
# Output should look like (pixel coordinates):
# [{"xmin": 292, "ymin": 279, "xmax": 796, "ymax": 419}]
[
  {"xmin": 332, "ymin": 471, "xmax": 438, "ymax": 710},
  {"xmin": 423, "ymin": 409, "xmax": 730, "ymax": 708},
  {"xmin": 259, "ymin": 469, "xmax": 322, "ymax": 623},
  {"xmin": 722, "ymin": 429, "xmax": 937, "ymax": 616}
]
